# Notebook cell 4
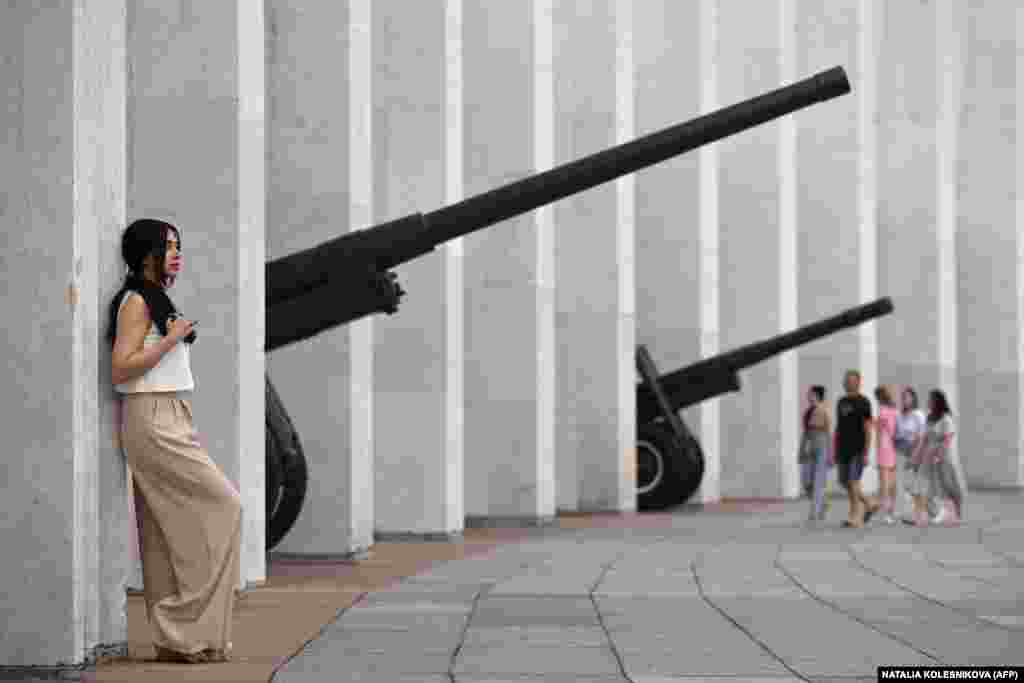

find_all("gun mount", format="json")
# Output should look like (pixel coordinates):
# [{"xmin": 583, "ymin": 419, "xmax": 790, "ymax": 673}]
[
  {"xmin": 634, "ymin": 297, "xmax": 895, "ymax": 511},
  {"xmin": 264, "ymin": 67, "xmax": 853, "ymax": 549}
]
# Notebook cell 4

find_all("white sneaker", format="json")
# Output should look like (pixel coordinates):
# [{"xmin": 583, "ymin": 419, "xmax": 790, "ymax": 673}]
[
  {"xmin": 883, "ymin": 514, "xmax": 896, "ymax": 525},
  {"xmin": 931, "ymin": 506, "xmax": 946, "ymax": 524}
]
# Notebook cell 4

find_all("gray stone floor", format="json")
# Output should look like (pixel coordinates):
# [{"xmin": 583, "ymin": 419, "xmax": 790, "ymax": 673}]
[{"xmin": 274, "ymin": 491, "xmax": 1024, "ymax": 682}]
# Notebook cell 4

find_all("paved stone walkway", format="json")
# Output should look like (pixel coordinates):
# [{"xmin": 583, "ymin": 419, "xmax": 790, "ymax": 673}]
[{"xmin": 274, "ymin": 491, "xmax": 1024, "ymax": 682}]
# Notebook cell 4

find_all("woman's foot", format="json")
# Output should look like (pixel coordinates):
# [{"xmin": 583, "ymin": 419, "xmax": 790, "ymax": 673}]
[
  {"xmin": 202, "ymin": 648, "xmax": 231, "ymax": 663},
  {"xmin": 941, "ymin": 501, "xmax": 960, "ymax": 527}
]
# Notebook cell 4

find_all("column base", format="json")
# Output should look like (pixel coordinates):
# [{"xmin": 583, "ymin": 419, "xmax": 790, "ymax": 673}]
[
  {"xmin": 267, "ymin": 546, "xmax": 372, "ymax": 563},
  {"xmin": 373, "ymin": 531, "xmax": 464, "ymax": 543},
  {"xmin": 0, "ymin": 642, "xmax": 130, "ymax": 680},
  {"xmin": 464, "ymin": 515, "xmax": 557, "ymax": 529}
]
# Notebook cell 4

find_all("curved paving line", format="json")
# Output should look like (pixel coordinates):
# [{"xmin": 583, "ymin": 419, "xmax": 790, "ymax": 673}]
[
  {"xmin": 590, "ymin": 554, "xmax": 638, "ymax": 683},
  {"xmin": 773, "ymin": 544, "xmax": 944, "ymax": 665},
  {"xmin": 909, "ymin": 530, "xmax": 1024, "ymax": 595},
  {"xmin": 844, "ymin": 543, "xmax": 1020, "ymax": 633},
  {"xmin": 447, "ymin": 585, "xmax": 487, "ymax": 683},
  {"xmin": 911, "ymin": 539, "xmax": 1016, "ymax": 589},
  {"xmin": 269, "ymin": 589, "xmax": 370, "ymax": 683},
  {"xmin": 906, "ymin": 522, "xmax": 1018, "ymax": 588},
  {"xmin": 690, "ymin": 545, "xmax": 812, "ymax": 683}
]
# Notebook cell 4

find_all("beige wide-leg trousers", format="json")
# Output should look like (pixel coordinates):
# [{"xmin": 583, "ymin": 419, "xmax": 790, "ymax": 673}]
[{"xmin": 121, "ymin": 391, "xmax": 242, "ymax": 655}]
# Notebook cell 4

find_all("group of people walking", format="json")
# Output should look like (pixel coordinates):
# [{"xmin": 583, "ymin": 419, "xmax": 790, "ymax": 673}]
[{"xmin": 799, "ymin": 370, "xmax": 967, "ymax": 528}]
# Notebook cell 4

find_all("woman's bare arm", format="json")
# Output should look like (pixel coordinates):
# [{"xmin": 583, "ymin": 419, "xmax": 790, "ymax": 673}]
[{"xmin": 111, "ymin": 294, "xmax": 177, "ymax": 385}]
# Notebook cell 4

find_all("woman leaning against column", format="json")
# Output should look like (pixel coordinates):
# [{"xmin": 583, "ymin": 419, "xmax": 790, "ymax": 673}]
[{"xmin": 108, "ymin": 218, "xmax": 242, "ymax": 664}]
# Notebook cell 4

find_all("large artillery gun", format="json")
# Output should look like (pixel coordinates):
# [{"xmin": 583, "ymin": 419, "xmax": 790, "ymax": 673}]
[
  {"xmin": 264, "ymin": 67, "xmax": 853, "ymax": 550},
  {"xmin": 634, "ymin": 296, "xmax": 895, "ymax": 511}
]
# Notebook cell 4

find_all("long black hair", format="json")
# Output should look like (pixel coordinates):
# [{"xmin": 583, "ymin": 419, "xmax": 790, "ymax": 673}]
[
  {"xmin": 106, "ymin": 218, "xmax": 195, "ymax": 346},
  {"xmin": 927, "ymin": 389, "xmax": 952, "ymax": 423},
  {"xmin": 804, "ymin": 385, "xmax": 826, "ymax": 429},
  {"xmin": 902, "ymin": 386, "xmax": 919, "ymax": 411}
]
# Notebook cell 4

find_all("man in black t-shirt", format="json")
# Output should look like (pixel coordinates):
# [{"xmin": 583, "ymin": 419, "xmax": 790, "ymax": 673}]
[{"xmin": 835, "ymin": 370, "xmax": 879, "ymax": 527}]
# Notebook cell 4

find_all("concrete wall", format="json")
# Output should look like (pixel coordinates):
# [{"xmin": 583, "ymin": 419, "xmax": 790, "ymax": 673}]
[
  {"xmin": 462, "ymin": 0, "xmax": 556, "ymax": 524},
  {"xmin": 371, "ymin": 0, "xmax": 464, "ymax": 538},
  {"xmin": 553, "ymin": 0, "xmax": 635, "ymax": 513},
  {"xmin": 0, "ymin": 0, "xmax": 129, "ymax": 667},
  {"xmin": 795, "ymin": 0, "xmax": 861, "ymax": 442},
  {"xmin": 126, "ymin": 0, "xmax": 266, "ymax": 584},
  {"xmin": 957, "ymin": 0, "xmax": 1022, "ymax": 488},
  {"xmin": 265, "ymin": 0, "xmax": 375, "ymax": 555},
  {"xmin": 633, "ymin": 0, "xmax": 710, "ymax": 498}
]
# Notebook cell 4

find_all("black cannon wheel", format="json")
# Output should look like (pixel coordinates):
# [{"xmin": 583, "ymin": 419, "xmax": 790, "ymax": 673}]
[
  {"xmin": 265, "ymin": 375, "xmax": 308, "ymax": 551},
  {"xmin": 636, "ymin": 421, "xmax": 705, "ymax": 511}
]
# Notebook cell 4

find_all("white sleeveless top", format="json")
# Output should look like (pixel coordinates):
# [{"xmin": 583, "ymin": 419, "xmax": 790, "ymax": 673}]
[{"xmin": 114, "ymin": 291, "xmax": 195, "ymax": 394}]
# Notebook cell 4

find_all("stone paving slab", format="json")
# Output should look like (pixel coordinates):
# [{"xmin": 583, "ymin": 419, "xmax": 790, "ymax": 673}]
[
  {"xmin": 462, "ymin": 626, "xmax": 609, "ymax": 648},
  {"xmin": 706, "ymin": 597, "xmax": 937, "ymax": 676},
  {"xmin": 629, "ymin": 678, "xmax": 804, "ymax": 683},
  {"xmin": 273, "ymin": 671, "xmax": 452, "ymax": 683},
  {"xmin": 598, "ymin": 597, "xmax": 791, "ymax": 677},
  {"xmin": 327, "ymin": 611, "xmax": 469, "ymax": 631},
  {"xmin": 454, "ymin": 676, "xmax": 626, "ymax": 683},
  {"xmin": 453, "ymin": 645, "xmax": 622, "ymax": 676},
  {"xmin": 271, "ymin": 492, "xmax": 1024, "ymax": 682}
]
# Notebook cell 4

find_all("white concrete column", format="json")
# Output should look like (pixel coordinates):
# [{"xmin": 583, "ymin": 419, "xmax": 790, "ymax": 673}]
[
  {"xmin": 1019, "ymin": 4, "xmax": 1024, "ymax": 489},
  {"xmin": 0, "ymin": 0, "xmax": 128, "ymax": 667},
  {"xmin": 631, "ymin": 0, "xmax": 712, "ymax": 504},
  {"xmin": 614, "ymin": 0, "xmax": 638, "ymax": 512},
  {"xmin": 793, "ymin": 0, "xmax": 862, "ymax": 493},
  {"xmin": 716, "ymin": 0, "xmax": 790, "ymax": 498},
  {"xmin": 371, "ymin": 0, "xmax": 464, "ymax": 539},
  {"xmin": 127, "ymin": 0, "xmax": 266, "ymax": 582},
  {"xmin": 936, "ymin": 0, "xmax": 960, "ymax": 481},
  {"xmin": 957, "ymin": 2, "xmax": 1019, "ymax": 488},
  {"xmin": 778, "ymin": 0, "xmax": 800, "ymax": 498},
  {"xmin": 551, "ymin": 0, "xmax": 634, "ymax": 513},
  {"xmin": 857, "ymin": 0, "xmax": 880, "ymax": 491},
  {"xmin": 265, "ymin": 0, "xmax": 375, "ymax": 555},
  {"xmin": 698, "ymin": 0, "xmax": 723, "ymax": 504},
  {"xmin": 445, "ymin": 0, "xmax": 468, "ymax": 528},
  {"xmin": 463, "ymin": 0, "xmax": 556, "ymax": 525},
  {"xmin": 876, "ymin": 0, "xmax": 943, "ymax": 401}
]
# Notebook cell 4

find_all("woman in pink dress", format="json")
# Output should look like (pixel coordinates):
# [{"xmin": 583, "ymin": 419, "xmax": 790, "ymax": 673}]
[{"xmin": 873, "ymin": 385, "xmax": 899, "ymax": 524}]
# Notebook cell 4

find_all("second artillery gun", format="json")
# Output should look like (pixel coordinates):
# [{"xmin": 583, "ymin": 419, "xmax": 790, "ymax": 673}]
[
  {"xmin": 263, "ymin": 66, "xmax": 854, "ymax": 550},
  {"xmin": 634, "ymin": 296, "xmax": 895, "ymax": 511}
]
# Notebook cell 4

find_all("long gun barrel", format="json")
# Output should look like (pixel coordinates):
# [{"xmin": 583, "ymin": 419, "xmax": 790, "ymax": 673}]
[
  {"xmin": 637, "ymin": 297, "xmax": 894, "ymax": 421},
  {"xmin": 266, "ymin": 67, "xmax": 851, "ymax": 351}
]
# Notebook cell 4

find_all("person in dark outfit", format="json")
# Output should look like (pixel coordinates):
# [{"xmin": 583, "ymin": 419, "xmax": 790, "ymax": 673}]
[{"xmin": 834, "ymin": 370, "xmax": 879, "ymax": 527}]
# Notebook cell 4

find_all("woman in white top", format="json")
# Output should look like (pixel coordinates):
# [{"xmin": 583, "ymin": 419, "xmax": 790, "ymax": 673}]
[
  {"xmin": 108, "ymin": 218, "xmax": 241, "ymax": 664},
  {"xmin": 893, "ymin": 386, "xmax": 928, "ymax": 523},
  {"xmin": 908, "ymin": 389, "xmax": 964, "ymax": 526}
]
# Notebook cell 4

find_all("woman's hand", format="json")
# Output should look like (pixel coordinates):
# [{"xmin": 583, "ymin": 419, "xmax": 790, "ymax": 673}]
[{"xmin": 167, "ymin": 316, "xmax": 196, "ymax": 344}]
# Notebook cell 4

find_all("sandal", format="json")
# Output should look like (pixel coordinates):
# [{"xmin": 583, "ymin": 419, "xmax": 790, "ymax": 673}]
[
  {"xmin": 154, "ymin": 646, "xmax": 211, "ymax": 664},
  {"xmin": 202, "ymin": 648, "xmax": 231, "ymax": 663}
]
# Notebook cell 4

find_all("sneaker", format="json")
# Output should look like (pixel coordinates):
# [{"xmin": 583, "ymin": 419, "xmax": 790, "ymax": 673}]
[
  {"xmin": 931, "ymin": 505, "xmax": 946, "ymax": 525},
  {"xmin": 883, "ymin": 514, "xmax": 896, "ymax": 525}
]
